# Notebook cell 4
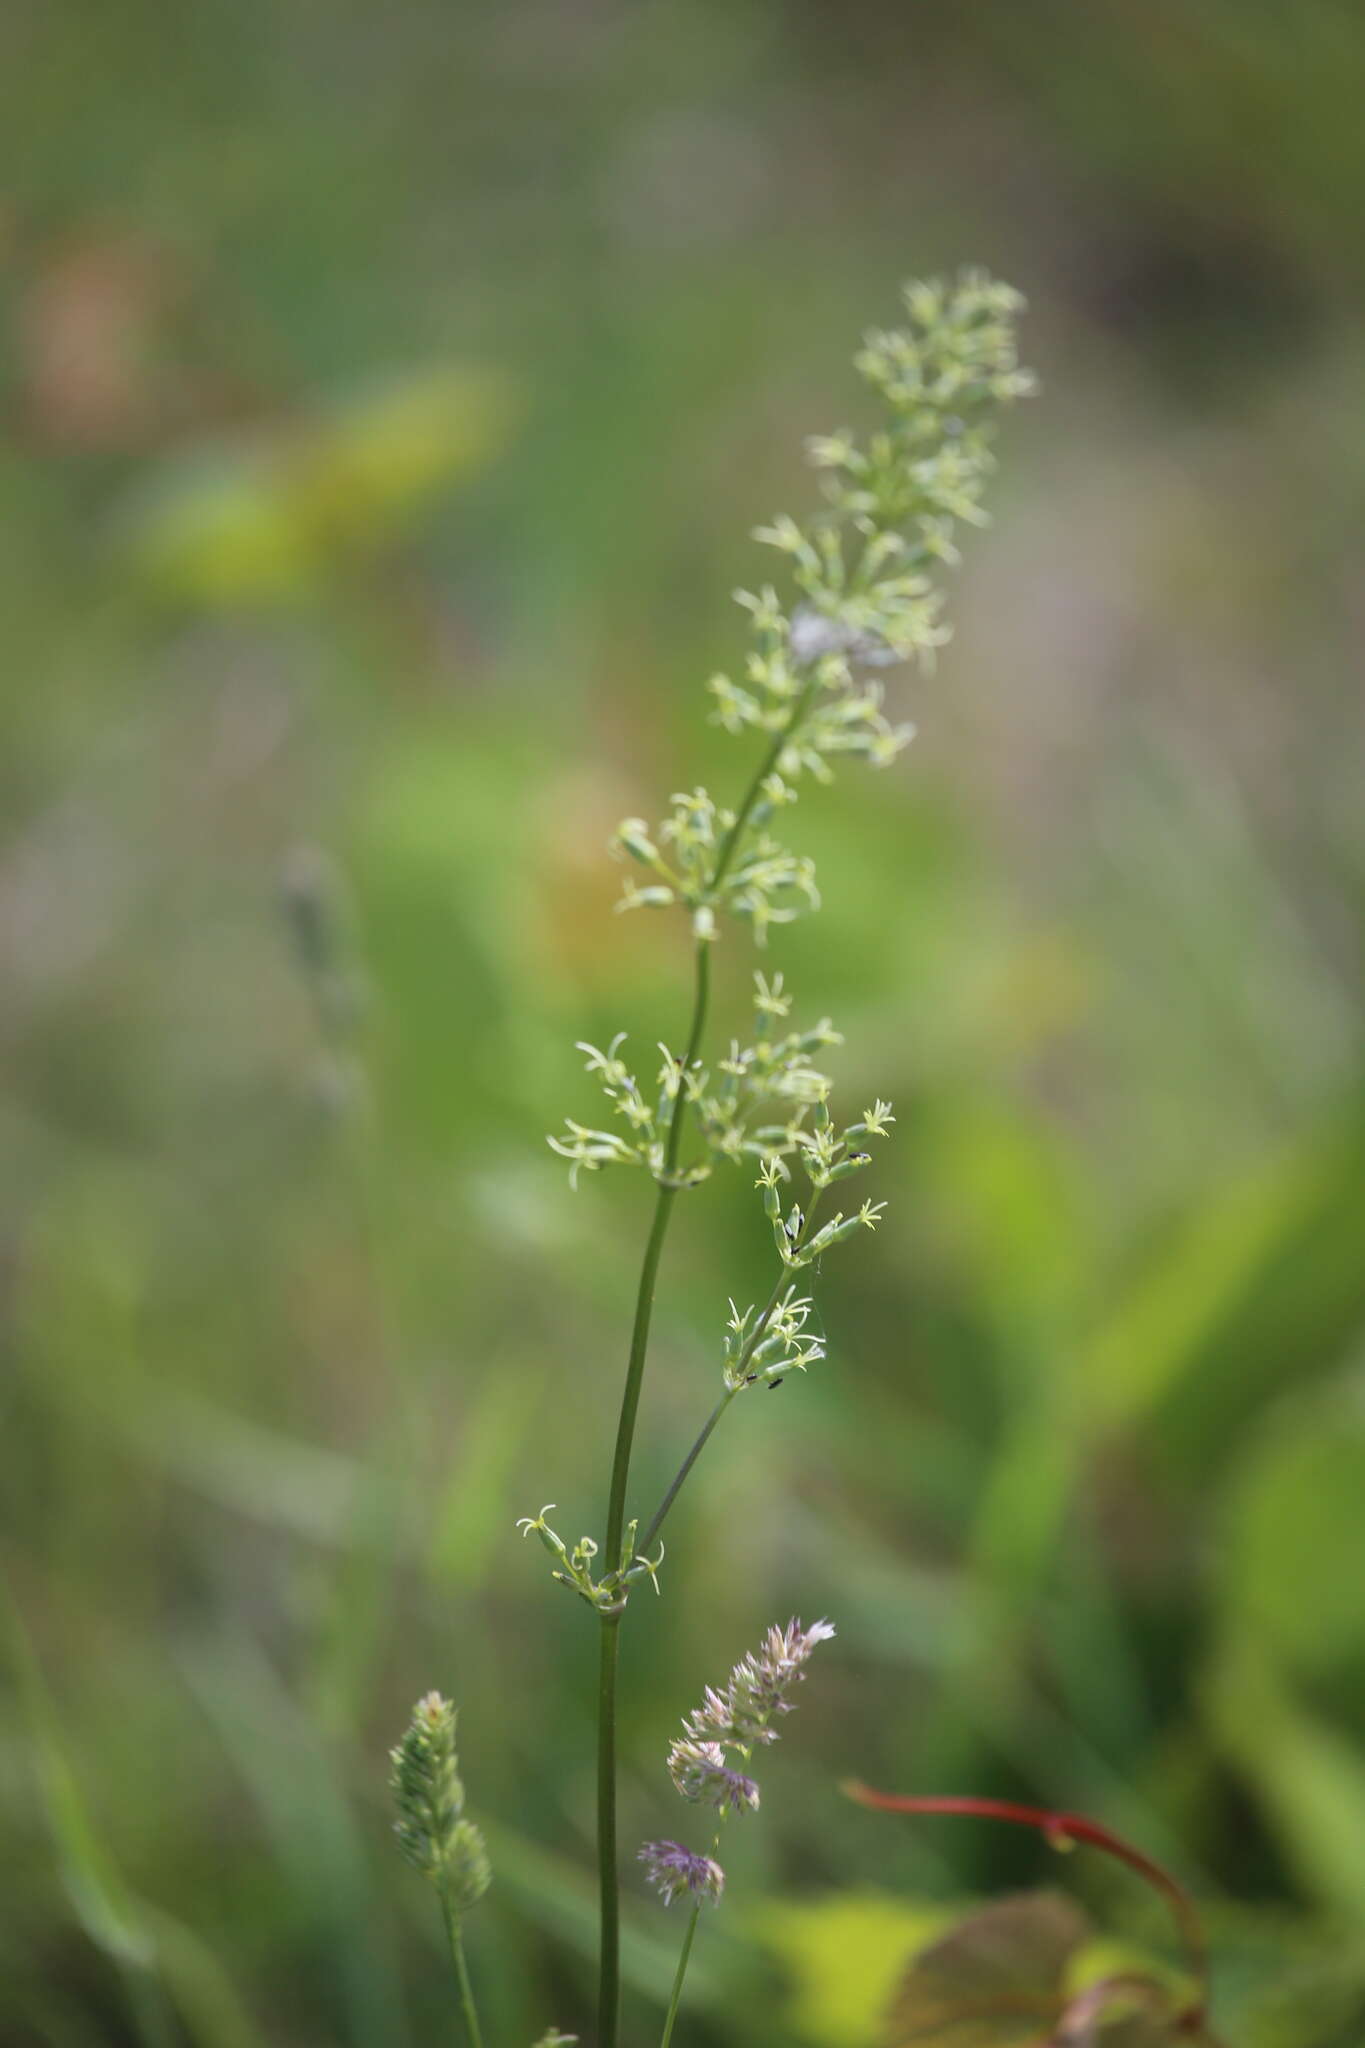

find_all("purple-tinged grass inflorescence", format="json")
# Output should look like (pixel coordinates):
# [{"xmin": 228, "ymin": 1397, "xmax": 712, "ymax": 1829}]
[
  {"xmin": 639, "ymin": 1841, "xmax": 726, "ymax": 1907},
  {"xmin": 674, "ymin": 1618, "xmax": 836, "ymax": 1758},
  {"xmin": 667, "ymin": 1739, "xmax": 761, "ymax": 1814},
  {"xmin": 643, "ymin": 1619, "xmax": 836, "ymax": 1915}
]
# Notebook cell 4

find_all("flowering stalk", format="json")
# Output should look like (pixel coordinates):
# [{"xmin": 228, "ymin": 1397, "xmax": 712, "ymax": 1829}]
[
  {"xmin": 643, "ymin": 1620, "xmax": 836, "ymax": 2045},
  {"xmin": 390, "ymin": 1695, "xmax": 492, "ymax": 2048},
  {"xmin": 545, "ymin": 273, "xmax": 1033, "ymax": 2048},
  {"xmin": 394, "ymin": 272, "xmax": 1031, "ymax": 2048}
]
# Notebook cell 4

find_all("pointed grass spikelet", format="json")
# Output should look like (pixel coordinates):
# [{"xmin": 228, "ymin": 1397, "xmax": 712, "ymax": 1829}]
[
  {"xmin": 390, "ymin": 1692, "xmax": 491, "ymax": 1910},
  {"xmin": 676, "ymin": 1618, "xmax": 836, "ymax": 1754},
  {"xmin": 667, "ymin": 1738, "xmax": 760, "ymax": 1814}
]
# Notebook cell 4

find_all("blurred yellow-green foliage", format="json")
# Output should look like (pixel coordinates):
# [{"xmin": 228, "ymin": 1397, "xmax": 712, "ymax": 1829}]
[{"xmin": 3, "ymin": 3, "xmax": 1365, "ymax": 2045}]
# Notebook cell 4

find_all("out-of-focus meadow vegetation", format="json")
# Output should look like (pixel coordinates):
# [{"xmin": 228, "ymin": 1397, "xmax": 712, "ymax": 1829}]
[{"xmin": 3, "ymin": 3, "xmax": 1365, "ymax": 2043}]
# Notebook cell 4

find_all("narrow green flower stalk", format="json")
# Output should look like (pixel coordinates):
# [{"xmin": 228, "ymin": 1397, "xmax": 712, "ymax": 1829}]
[
  {"xmin": 390, "ymin": 1694, "xmax": 492, "ymax": 2048},
  {"xmin": 391, "ymin": 1697, "xmax": 579, "ymax": 2047},
  {"xmin": 543, "ymin": 272, "xmax": 1034, "ymax": 2048},
  {"xmin": 393, "ymin": 271, "xmax": 1032, "ymax": 2048}
]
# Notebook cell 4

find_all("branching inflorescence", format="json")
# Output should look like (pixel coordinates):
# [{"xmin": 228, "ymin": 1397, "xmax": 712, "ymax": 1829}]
[
  {"xmin": 391, "ymin": 271, "xmax": 1033, "ymax": 2048},
  {"xmin": 647, "ymin": 1618, "xmax": 837, "ymax": 1881},
  {"xmin": 645, "ymin": 1621, "xmax": 836, "ymax": 2048}
]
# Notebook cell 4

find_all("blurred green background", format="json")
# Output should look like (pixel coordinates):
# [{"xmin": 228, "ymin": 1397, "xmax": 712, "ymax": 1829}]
[{"xmin": 3, "ymin": 3, "xmax": 1365, "ymax": 2044}]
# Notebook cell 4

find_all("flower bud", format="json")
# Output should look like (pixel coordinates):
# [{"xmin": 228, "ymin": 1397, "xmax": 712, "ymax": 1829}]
[
  {"xmin": 825, "ymin": 1150, "xmax": 871, "ymax": 1183},
  {"xmin": 613, "ymin": 818, "xmax": 660, "ymax": 866}
]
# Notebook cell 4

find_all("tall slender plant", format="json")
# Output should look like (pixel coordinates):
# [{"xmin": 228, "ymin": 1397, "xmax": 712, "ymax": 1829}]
[{"xmin": 390, "ymin": 272, "xmax": 1036, "ymax": 2048}]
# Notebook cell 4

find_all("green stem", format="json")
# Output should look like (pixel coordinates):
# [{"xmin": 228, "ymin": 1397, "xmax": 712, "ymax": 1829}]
[
  {"xmin": 659, "ymin": 1749, "xmax": 749, "ymax": 2048},
  {"xmin": 602, "ymin": 946, "xmax": 708, "ymax": 1576},
  {"xmin": 638, "ymin": 1390, "xmax": 736, "ymax": 1558},
  {"xmin": 639, "ymin": 1184, "xmax": 828, "ymax": 1555},
  {"xmin": 596, "ymin": 943, "xmax": 709, "ymax": 2048},
  {"xmin": 595, "ymin": 678, "xmax": 823, "ymax": 2048},
  {"xmin": 596, "ymin": 1613, "xmax": 622, "ymax": 2048},
  {"xmin": 603, "ymin": 676, "xmax": 823, "ymax": 1591},
  {"xmin": 658, "ymin": 1903, "xmax": 702, "ymax": 2048},
  {"xmin": 438, "ymin": 1888, "xmax": 484, "ymax": 2048},
  {"xmin": 711, "ymin": 674, "xmax": 821, "ymax": 894}
]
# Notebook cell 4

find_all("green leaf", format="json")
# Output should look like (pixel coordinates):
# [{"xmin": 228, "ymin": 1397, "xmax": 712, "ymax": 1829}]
[
  {"xmin": 886, "ymin": 1891, "xmax": 1090, "ymax": 2048},
  {"xmin": 1056, "ymin": 1964, "xmax": 1189, "ymax": 2048},
  {"xmin": 1083, "ymin": 2014, "xmax": 1182, "ymax": 2048}
]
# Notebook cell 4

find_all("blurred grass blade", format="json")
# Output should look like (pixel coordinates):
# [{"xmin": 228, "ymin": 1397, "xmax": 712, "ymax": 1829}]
[
  {"xmin": 138, "ymin": 1910, "xmax": 266, "ymax": 2048},
  {"xmin": 32, "ymin": 1369, "xmax": 363, "ymax": 1546},
  {"xmin": 6, "ymin": 1593, "xmax": 265, "ymax": 2048},
  {"xmin": 1087, "ymin": 1100, "xmax": 1365, "ymax": 1468},
  {"xmin": 427, "ymin": 1366, "xmax": 548, "ymax": 1589},
  {"xmin": 6, "ymin": 1593, "xmax": 154, "ymax": 1971},
  {"xmin": 1204, "ymin": 1640, "xmax": 1365, "ymax": 1930},
  {"xmin": 180, "ymin": 1634, "xmax": 411, "ymax": 2048}
]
